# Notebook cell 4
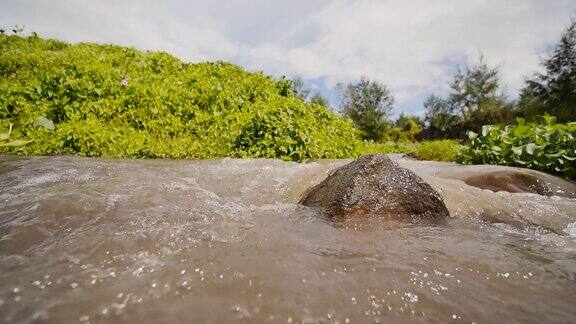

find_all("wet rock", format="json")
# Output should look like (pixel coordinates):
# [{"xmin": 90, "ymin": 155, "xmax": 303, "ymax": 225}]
[
  {"xmin": 299, "ymin": 154, "xmax": 450, "ymax": 221},
  {"xmin": 435, "ymin": 167, "xmax": 576, "ymax": 198},
  {"xmin": 463, "ymin": 170, "xmax": 553, "ymax": 196}
]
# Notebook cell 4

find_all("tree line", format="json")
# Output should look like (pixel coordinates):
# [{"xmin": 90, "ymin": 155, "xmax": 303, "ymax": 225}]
[{"xmin": 294, "ymin": 19, "xmax": 576, "ymax": 141}]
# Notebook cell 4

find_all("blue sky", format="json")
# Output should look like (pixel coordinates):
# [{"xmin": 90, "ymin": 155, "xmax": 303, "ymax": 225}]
[{"xmin": 1, "ymin": 0, "xmax": 575, "ymax": 118}]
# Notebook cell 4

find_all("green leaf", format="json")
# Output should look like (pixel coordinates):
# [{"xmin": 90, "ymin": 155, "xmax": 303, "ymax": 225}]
[
  {"xmin": 0, "ymin": 123, "xmax": 13, "ymax": 141},
  {"xmin": 525, "ymin": 143, "xmax": 536, "ymax": 155},
  {"xmin": 34, "ymin": 116, "xmax": 55, "ymax": 130},
  {"xmin": 0, "ymin": 139, "xmax": 33, "ymax": 147}
]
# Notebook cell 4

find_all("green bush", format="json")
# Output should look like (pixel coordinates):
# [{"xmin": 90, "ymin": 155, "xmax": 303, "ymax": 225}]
[
  {"xmin": 413, "ymin": 140, "xmax": 461, "ymax": 162},
  {"xmin": 458, "ymin": 116, "xmax": 576, "ymax": 178},
  {"xmin": 0, "ymin": 33, "xmax": 361, "ymax": 161},
  {"xmin": 360, "ymin": 141, "xmax": 414, "ymax": 155}
]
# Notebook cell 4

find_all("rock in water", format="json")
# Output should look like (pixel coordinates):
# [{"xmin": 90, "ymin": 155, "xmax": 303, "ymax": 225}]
[
  {"xmin": 299, "ymin": 154, "xmax": 450, "ymax": 221},
  {"xmin": 462, "ymin": 170, "xmax": 554, "ymax": 196}
]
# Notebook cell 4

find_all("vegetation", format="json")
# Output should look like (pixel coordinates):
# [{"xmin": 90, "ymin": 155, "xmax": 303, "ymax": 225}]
[
  {"xmin": 414, "ymin": 140, "xmax": 462, "ymax": 162},
  {"xmin": 422, "ymin": 57, "xmax": 514, "ymax": 139},
  {"xmin": 422, "ymin": 19, "xmax": 575, "ymax": 141},
  {"xmin": 0, "ymin": 123, "xmax": 32, "ymax": 148},
  {"xmin": 518, "ymin": 19, "xmax": 576, "ymax": 123},
  {"xmin": 0, "ymin": 33, "xmax": 362, "ymax": 161},
  {"xmin": 390, "ymin": 114, "xmax": 423, "ymax": 142},
  {"xmin": 359, "ymin": 141, "xmax": 414, "ymax": 155},
  {"xmin": 340, "ymin": 77, "xmax": 395, "ymax": 141},
  {"xmin": 423, "ymin": 95, "xmax": 458, "ymax": 138},
  {"xmin": 458, "ymin": 117, "xmax": 576, "ymax": 178},
  {"xmin": 1, "ymin": 26, "xmax": 574, "ymax": 178}
]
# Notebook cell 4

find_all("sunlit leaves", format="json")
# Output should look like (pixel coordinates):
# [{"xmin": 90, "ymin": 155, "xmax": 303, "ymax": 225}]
[
  {"xmin": 34, "ymin": 116, "xmax": 54, "ymax": 130},
  {"xmin": 458, "ymin": 117, "xmax": 576, "ymax": 178},
  {"xmin": 0, "ymin": 33, "xmax": 361, "ymax": 161}
]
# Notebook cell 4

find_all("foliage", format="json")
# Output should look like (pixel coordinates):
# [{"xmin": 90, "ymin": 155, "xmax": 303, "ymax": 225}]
[
  {"xmin": 309, "ymin": 92, "xmax": 329, "ymax": 107},
  {"xmin": 423, "ymin": 57, "xmax": 514, "ymax": 139},
  {"xmin": 340, "ymin": 77, "xmax": 395, "ymax": 141},
  {"xmin": 392, "ymin": 113, "xmax": 422, "ymax": 141},
  {"xmin": 359, "ymin": 140, "xmax": 414, "ymax": 155},
  {"xmin": 0, "ymin": 33, "xmax": 362, "ymax": 161},
  {"xmin": 458, "ymin": 116, "xmax": 576, "ymax": 178},
  {"xmin": 360, "ymin": 139, "xmax": 463, "ymax": 162},
  {"xmin": 233, "ymin": 100, "xmax": 360, "ymax": 161},
  {"xmin": 519, "ymin": 19, "xmax": 576, "ymax": 123},
  {"xmin": 414, "ymin": 140, "xmax": 461, "ymax": 162},
  {"xmin": 289, "ymin": 77, "xmax": 330, "ymax": 108},
  {"xmin": 291, "ymin": 77, "xmax": 311, "ymax": 101},
  {"xmin": 423, "ymin": 94, "xmax": 459, "ymax": 138},
  {"xmin": 0, "ymin": 123, "xmax": 33, "ymax": 148},
  {"xmin": 449, "ymin": 56, "xmax": 503, "ymax": 121}
]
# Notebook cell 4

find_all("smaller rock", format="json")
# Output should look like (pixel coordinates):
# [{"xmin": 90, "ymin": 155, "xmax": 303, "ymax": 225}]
[{"xmin": 462, "ymin": 170, "xmax": 553, "ymax": 196}]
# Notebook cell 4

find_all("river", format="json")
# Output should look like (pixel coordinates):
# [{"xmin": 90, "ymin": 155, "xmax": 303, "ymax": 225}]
[{"xmin": 1, "ymin": 156, "xmax": 575, "ymax": 323}]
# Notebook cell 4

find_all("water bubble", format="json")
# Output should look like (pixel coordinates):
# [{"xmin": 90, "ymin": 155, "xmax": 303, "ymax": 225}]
[
  {"xmin": 403, "ymin": 292, "xmax": 419, "ymax": 303},
  {"xmin": 32, "ymin": 310, "xmax": 49, "ymax": 320},
  {"xmin": 564, "ymin": 222, "xmax": 576, "ymax": 237}
]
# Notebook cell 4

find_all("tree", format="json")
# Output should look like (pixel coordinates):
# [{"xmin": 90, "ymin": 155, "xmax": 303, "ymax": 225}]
[
  {"xmin": 519, "ymin": 19, "xmax": 576, "ymax": 122},
  {"xmin": 395, "ymin": 113, "xmax": 423, "ymax": 129},
  {"xmin": 310, "ymin": 91, "xmax": 329, "ymax": 107},
  {"xmin": 449, "ymin": 56, "xmax": 506, "ymax": 122},
  {"xmin": 292, "ymin": 77, "xmax": 311, "ymax": 101},
  {"xmin": 423, "ymin": 95, "xmax": 459, "ymax": 137},
  {"xmin": 422, "ymin": 57, "xmax": 514, "ymax": 139},
  {"xmin": 340, "ymin": 77, "xmax": 395, "ymax": 141},
  {"xmin": 447, "ymin": 56, "xmax": 514, "ymax": 134},
  {"xmin": 393, "ymin": 113, "xmax": 423, "ymax": 141}
]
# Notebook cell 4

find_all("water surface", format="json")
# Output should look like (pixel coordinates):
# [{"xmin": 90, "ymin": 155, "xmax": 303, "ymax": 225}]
[{"xmin": 1, "ymin": 156, "xmax": 575, "ymax": 323}]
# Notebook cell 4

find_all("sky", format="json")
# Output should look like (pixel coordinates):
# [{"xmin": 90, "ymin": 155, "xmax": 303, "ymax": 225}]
[{"xmin": 1, "ymin": 0, "xmax": 575, "ymax": 117}]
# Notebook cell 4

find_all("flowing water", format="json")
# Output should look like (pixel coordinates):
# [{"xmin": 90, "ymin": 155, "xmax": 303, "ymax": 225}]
[{"xmin": 1, "ymin": 156, "xmax": 575, "ymax": 323}]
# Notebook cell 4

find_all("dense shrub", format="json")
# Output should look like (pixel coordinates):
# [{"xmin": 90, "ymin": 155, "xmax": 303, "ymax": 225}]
[
  {"xmin": 458, "ymin": 116, "xmax": 576, "ymax": 178},
  {"xmin": 414, "ymin": 140, "xmax": 461, "ymax": 162},
  {"xmin": 360, "ymin": 141, "xmax": 414, "ymax": 155},
  {"xmin": 0, "ymin": 33, "xmax": 361, "ymax": 161}
]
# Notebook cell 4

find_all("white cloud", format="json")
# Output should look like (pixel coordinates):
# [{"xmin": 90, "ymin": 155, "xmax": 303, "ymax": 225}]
[{"xmin": 1, "ymin": 0, "xmax": 574, "ymax": 114}]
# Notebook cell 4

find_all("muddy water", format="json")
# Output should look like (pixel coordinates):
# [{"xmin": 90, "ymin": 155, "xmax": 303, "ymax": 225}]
[{"xmin": 1, "ymin": 156, "xmax": 575, "ymax": 324}]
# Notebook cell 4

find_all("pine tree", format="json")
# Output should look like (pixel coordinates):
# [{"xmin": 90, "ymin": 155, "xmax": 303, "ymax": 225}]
[
  {"xmin": 340, "ymin": 77, "xmax": 394, "ymax": 141},
  {"xmin": 449, "ymin": 56, "xmax": 505, "ymax": 124},
  {"xmin": 520, "ymin": 19, "xmax": 576, "ymax": 122}
]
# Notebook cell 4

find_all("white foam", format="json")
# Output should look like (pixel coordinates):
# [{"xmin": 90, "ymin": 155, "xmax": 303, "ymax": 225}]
[{"xmin": 565, "ymin": 222, "xmax": 576, "ymax": 237}]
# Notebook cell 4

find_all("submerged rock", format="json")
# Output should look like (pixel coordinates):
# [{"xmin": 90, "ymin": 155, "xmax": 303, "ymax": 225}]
[
  {"xmin": 299, "ymin": 154, "xmax": 450, "ymax": 221},
  {"xmin": 462, "ymin": 170, "xmax": 553, "ymax": 196},
  {"xmin": 434, "ymin": 167, "xmax": 576, "ymax": 198}
]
